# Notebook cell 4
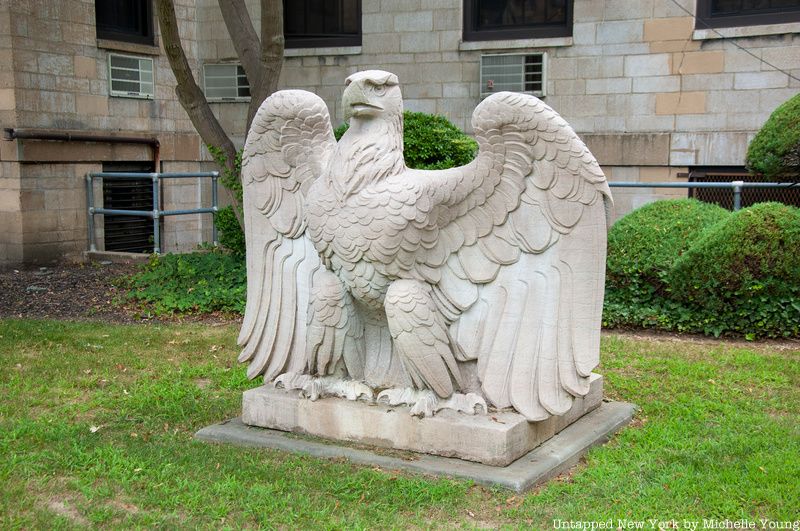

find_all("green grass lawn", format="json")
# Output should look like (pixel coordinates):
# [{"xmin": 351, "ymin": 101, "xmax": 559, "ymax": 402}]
[{"xmin": 0, "ymin": 319, "xmax": 798, "ymax": 528}]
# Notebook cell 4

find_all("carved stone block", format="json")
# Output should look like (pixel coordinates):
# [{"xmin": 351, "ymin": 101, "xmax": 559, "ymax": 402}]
[{"xmin": 242, "ymin": 374, "xmax": 603, "ymax": 466}]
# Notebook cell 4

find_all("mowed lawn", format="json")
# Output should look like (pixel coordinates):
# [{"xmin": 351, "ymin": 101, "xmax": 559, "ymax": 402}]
[{"xmin": 0, "ymin": 319, "xmax": 797, "ymax": 528}]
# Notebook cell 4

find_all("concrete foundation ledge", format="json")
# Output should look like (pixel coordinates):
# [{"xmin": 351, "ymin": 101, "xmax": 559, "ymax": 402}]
[
  {"xmin": 195, "ymin": 401, "xmax": 637, "ymax": 492},
  {"xmin": 84, "ymin": 250, "xmax": 151, "ymax": 264}
]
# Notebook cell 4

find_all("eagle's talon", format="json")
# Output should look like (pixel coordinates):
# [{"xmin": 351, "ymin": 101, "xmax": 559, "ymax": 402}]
[
  {"xmin": 409, "ymin": 393, "xmax": 438, "ymax": 418},
  {"xmin": 274, "ymin": 372, "xmax": 311, "ymax": 390}
]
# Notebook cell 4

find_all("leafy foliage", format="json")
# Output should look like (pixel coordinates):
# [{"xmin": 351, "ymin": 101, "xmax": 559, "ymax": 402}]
[
  {"xmin": 214, "ymin": 206, "xmax": 246, "ymax": 257},
  {"xmin": 124, "ymin": 250, "xmax": 246, "ymax": 315},
  {"xmin": 606, "ymin": 198, "xmax": 729, "ymax": 306},
  {"xmin": 605, "ymin": 200, "xmax": 800, "ymax": 338},
  {"xmin": 207, "ymin": 144, "xmax": 243, "ymax": 204},
  {"xmin": 208, "ymin": 146, "xmax": 245, "ymax": 255},
  {"xmin": 746, "ymin": 92, "xmax": 800, "ymax": 178},
  {"xmin": 668, "ymin": 202, "xmax": 800, "ymax": 338},
  {"xmin": 334, "ymin": 110, "xmax": 477, "ymax": 169}
]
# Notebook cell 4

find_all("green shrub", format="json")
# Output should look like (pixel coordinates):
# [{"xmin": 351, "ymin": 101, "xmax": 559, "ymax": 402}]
[
  {"xmin": 746, "ymin": 92, "xmax": 800, "ymax": 178},
  {"xmin": 334, "ymin": 110, "xmax": 477, "ymax": 169},
  {"xmin": 667, "ymin": 202, "xmax": 800, "ymax": 338},
  {"xmin": 124, "ymin": 250, "xmax": 246, "ymax": 315},
  {"xmin": 604, "ymin": 199, "xmax": 730, "ymax": 326},
  {"xmin": 214, "ymin": 206, "xmax": 245, "ymax": 257}
]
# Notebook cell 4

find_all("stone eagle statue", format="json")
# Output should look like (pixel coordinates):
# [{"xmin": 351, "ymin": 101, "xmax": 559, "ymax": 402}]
[{"xmin": 237, "ymin": 70, "xmax": 611, "ymax": 421}]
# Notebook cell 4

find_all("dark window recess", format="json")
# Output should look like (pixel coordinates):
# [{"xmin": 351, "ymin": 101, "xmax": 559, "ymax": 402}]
[
  {"xmin": 284, "ymin": 0, "xmax": 361, "ymax": 48},
  {"xmin": 463, "ymin": 0, "xmax": 573, "ymax": 41},
  {"xmin": 102, "ymin": 163, "xmax": 156, "ymax": 253},
  {"xmin": 95, "ymin": 0, "xmax": 155, "ymax": 45},
  {"xmin": 696, "ymin": 0, "xmax": 800, "ymax": 28},
  {"xmin": 688, "ymin": 167, "xmax": 800, "ymax": 210}
]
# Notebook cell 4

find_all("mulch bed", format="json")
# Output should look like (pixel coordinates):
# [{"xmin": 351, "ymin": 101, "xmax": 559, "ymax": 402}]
[{"xmin": 0, "ymin": 261, "xmax": 240, "ymax": 325}]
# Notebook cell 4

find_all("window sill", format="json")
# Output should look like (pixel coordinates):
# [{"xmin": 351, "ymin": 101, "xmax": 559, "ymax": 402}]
[
  {"xmin": 459, "ymin": 36, "xmax": 572, "ymax": 51},
  {"xmin": 97, "ymin": 38, "xmax": 160, "ymax": 56},
  {"xmin": 693, "ymin": 22, "xmax": 800, "ymax": 40},
  {"xmin": 284, "ymin": 46, "xmax": 362, "ymax": 57},
  {"xmin": 207, "ymin": 98, "xmax": 251, "ymax": 104}
]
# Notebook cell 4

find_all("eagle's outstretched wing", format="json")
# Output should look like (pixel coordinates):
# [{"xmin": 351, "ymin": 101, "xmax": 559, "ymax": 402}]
[
  {"xmin": 237, "ymin": 90, "xmax": 336, "ymax": 381},
  {"xmin": 394, "ymin": 92, "xmax": 611, "ymax": 421}
]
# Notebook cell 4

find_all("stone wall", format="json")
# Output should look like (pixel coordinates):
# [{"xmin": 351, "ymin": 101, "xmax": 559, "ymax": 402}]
[
  {"xmin": 198, "ymin": 0, "xmax": 799, "ymax": 222},
  {"xmin": 1, "ymin": 0, "xmax": 212, "ymax": 265}
]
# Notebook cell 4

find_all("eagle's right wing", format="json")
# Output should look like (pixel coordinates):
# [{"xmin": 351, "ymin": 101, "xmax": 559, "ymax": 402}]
[{"xmin": 237, "ymin": 90, "xmax": 336, "ymax": 381}]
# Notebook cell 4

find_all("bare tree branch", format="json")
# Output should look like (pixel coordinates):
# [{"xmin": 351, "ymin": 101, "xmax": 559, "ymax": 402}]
[
  {"xmin": 245, "ymin": 0, "xmax": 284, "ymax": 128},
  {"xmin": 154, "ymin": 0, "xmax": 242, "ymax": 219},
  {"xmin": 216, "ymin": 0, "xmax": 284, "ymax": 130},
  {"xmin": 217, "ymin": 0, "xmax": 263, "ymax": 82}
]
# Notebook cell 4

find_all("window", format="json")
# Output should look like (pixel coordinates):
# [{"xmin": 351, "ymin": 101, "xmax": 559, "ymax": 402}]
[
  {"xmin": 696, "ymin": 0, "xmax": 800, "ymax": 28},
  {"xmin": 95, "ymin": 0, "xmax": 154, "ymax": 45},
  {"xmin": 480, "ymin": 53, "xmax": 546, "ymax": 98},
  {"xmin": 108, "ymin": 53, "xmax": 154, "ymax": 99},
  {"xmin": 463, "ymin": 0, "xmax": 573, "ymax": 41},
  {"xmin": 203, "ymin": 64, "xmax": 251, "ymax": 101},
  {"xmin": 284, "ymin": 0, "xmax": 361, "ymax": 48}
]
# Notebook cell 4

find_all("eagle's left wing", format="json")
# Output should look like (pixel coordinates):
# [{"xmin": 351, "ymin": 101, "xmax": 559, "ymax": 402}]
[{"xmin": 397, "ymin": 92, "xmax": 611, "ymax": 421}]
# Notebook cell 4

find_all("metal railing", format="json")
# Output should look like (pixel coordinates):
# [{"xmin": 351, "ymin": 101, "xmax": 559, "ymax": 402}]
[
  {"xmin": 608, "ymin": 180, "xmax": 799, "ymax": 211},
  {"xmin": 86, "ymin": 171, "xmax": 219, "ymax": 254}
]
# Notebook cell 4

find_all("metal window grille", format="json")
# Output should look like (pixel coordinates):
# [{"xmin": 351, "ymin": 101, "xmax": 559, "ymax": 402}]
[
  {"xmin": 203, "ymin": 64, "xmax": 251, "ymax": 101},
  {"xmin": 108, "ymin": 53, "xmax": 154, "ymax": 99},
  {"xmin": 480, "ymin": 53, "xmax": 546, "ymax": 99},
  {"xmin": 101, "ymin": 163, "xmax": 156, "ymax": 253}
]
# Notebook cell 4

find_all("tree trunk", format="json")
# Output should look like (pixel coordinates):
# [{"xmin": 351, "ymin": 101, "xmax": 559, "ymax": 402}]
[
  {"xmin": 250, "ymin": 0, "xmax": 284, "ymax": 129},
  {"xmin": 219, "ymin": 0, "xmax": 284, "ymax": 130},
  {"xmin": 154, "ymin": 0, "xmax": 243, "ymax": 223}
]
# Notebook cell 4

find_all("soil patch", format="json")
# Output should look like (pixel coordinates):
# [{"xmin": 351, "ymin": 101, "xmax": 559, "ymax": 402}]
[{"xmin": 0, "ymin": 261, "xmax": 240, "ymax": 325}]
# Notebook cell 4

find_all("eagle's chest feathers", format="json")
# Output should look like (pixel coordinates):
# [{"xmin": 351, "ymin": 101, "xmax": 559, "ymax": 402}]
[{"xmin": 305, "ymin": 124, "xmax": 428, "ymax": 304}]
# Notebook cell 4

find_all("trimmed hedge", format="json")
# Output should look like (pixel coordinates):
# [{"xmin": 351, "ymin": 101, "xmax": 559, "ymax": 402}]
[
  {"xmin": 603, "ymin": 199, "xmax": 730, "ymax": 330},
  {"xmin": 668, "ymin": 202, "xmax": 800, "ymax": 338},
  {"xmin": 606, "ymin": 198, "xmax": 730, "ymax": 300},
  {"xmin": 604, "ymin": 200, "xmax": 800, "ymax": 338},
  {"xmin": 746, "ymin": 92, "xmax": 800, "ymax": 178}
]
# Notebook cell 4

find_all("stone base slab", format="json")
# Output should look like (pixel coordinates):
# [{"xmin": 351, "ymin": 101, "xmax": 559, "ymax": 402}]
[
  {"xmin": 241, "ymin": 373, "xmax": 603, "ymax": 466},
  {"xmin": 196, "ymin": 401, "xmax": 636, "ymax": 492}
]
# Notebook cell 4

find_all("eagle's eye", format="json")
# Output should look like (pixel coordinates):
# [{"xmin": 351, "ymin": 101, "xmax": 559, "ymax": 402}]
[{"xmin": 371, "ymin": 83, "xmax": 386, "ymax": 96}]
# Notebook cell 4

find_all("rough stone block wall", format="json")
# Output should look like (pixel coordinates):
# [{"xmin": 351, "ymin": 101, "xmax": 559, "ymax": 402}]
[
  {"xmin": 198, "ymin": 0, "xmax": 799, "ymax": 175},
  {"xmin": 1, "ymin": 1, "xmax": 214, "ymax": 265},
  {"xmin": 6, "ymin": 0, "xmax": 199, "ymax": 134}
]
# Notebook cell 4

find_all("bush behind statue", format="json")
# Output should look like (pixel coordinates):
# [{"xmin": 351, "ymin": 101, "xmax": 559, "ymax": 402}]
[
  {"xmin": 668, "ymin": 202, "xmax": 800, "ymax": 338},
  {"xmin": 605, "ymin": 200, "xmax": 800, "ymax": 338},
  {"xmin": 603, "ymin": 199, "xmax": 730, "ymax": 332}
]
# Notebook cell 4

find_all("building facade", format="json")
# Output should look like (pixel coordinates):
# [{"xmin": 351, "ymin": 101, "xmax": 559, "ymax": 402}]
[{"xmin": 1, "ymin": 0, "xmax": 799, "ymax": 266}]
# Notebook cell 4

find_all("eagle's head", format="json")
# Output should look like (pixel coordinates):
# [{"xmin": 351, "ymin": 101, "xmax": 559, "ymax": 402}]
[{"xmin": 342, "ymin": 70, "xmax": 402, "ymax": 123}]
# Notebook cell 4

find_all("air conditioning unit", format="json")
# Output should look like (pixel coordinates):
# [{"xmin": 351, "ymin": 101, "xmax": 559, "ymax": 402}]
[
  {"xmin": 480, "ymin": 53, "xmax": 546, "ymax": 99},
  {"xmin": 108, "ymin": 53, "xmax": 154, "ymax": 99},
  {"xmin": 203, "ymin": 63, "xmax": 251, "ymax": 102}
]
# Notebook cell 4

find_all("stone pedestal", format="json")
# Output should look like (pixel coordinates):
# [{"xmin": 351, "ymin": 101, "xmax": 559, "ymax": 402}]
[{"xmin": 241, "ymin": 373, "xmax": 603, "ymax": 466}]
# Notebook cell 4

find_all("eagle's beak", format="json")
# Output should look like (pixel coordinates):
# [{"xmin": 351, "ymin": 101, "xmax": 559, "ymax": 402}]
[{"xmin": 343, "ymin": 81, "xmax": 383, "ymax": 121}]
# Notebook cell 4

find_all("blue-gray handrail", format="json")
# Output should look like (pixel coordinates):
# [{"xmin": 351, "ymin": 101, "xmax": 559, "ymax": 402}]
[
  {"xmin": 608, "ymin": 180, "xmax": 798, "ymax": 210},
  {"xmin": 86, "ymin": 171, "xmax": 219, "ymax": 254}
]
